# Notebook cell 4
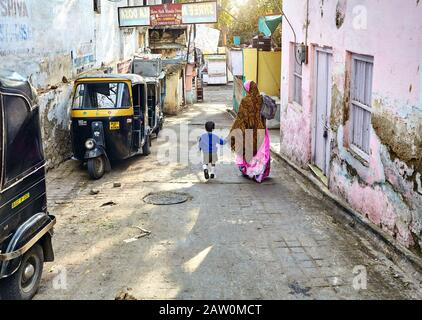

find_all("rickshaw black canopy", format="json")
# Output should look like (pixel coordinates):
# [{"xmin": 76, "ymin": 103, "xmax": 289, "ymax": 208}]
[
  {"xmin": 0, "ymin": 70, "xmax": 37, "ymax": 105},
  {"xmin": 0, "ymin": 70, "xmax": 44, "ymax": 190}
]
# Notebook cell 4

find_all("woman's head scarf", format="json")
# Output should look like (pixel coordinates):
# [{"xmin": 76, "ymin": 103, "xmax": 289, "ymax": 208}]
[{"xmin": 244, "ymin": 80, "xmax": 252, "ymax": 93}]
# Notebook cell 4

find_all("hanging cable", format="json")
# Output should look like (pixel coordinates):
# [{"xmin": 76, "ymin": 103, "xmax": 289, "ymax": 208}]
[{"xmin": 272, "ymin": 1, "xmax": 302, "ymax": 65}]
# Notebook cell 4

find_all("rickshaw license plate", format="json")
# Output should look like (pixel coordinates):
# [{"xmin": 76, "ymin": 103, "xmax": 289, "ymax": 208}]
[{"xmin": 110, "ymin": 122, "xmax": 120, "ymax": 130}]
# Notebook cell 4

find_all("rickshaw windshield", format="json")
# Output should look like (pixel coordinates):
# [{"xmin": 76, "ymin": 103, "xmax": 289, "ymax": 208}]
[{"xmin": 72, "ymin": 82, "xmax": 131, "ymax": 110}]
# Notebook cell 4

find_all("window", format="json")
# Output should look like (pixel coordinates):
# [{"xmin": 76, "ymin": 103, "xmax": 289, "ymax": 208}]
[
  {"xmin": 292, "ymin": 44, "xmax": 303, "ymax": 105},
  {"xmin": 93, "ymin": 0, "xmax": 101, "ymax": 14},
  {"xmin": 72, "ymin": 82, "xmax": 131, "ymax": 110},
  {"xmin": 4, "ymin": 96, "xmax": 44, "ymax": 185},
  {"xmin": 350, "ymin": 54, "xmax": 374, "ymax": 157}
]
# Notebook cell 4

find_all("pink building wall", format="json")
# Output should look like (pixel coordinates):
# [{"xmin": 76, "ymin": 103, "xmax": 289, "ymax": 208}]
[{"xmin": 281, "ymin": 0, "xmax": 422, "ymax": 250}]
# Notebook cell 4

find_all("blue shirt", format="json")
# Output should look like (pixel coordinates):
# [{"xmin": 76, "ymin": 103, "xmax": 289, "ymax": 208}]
[{"xmin": 199, "ymin": 133, "xmax": 226, "ymax": 154}]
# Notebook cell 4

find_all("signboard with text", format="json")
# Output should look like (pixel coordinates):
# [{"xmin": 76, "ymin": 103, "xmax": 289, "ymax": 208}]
[
  {"xmin": 182, "ymin": 1, "xmax": 218, "ymax": 24},
  {"xmin": 118, "ymin": 1, "xmax": 218, "ymax": 28},
  {"xmin": 118, "ymin": 6, "xmax": 150, "ymax": 27},
  {"xmin": 150, "ymin": 3, "xmax": 182, "ymax": 27}
]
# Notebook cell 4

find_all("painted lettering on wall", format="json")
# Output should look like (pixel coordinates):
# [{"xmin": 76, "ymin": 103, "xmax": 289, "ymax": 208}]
[
  {"xmin": 0, "ymin": 0, "xmax": 32, "ymax": 56},
  {"xmin": 0, "ymin": 0, "xmax": 29, "ymax": 17},
  {"xmin": 73, "ymin": 41, "xmax": 95, "ymax": 74}
]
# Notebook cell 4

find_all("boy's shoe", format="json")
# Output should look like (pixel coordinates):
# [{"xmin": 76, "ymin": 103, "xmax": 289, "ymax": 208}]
[
  {"xmin": 210, "ymin": 167, "xmax": 216, "ymax": 179},
  {"xmin": 204, "ymin": 169, "xmax": 210, "ymax": 180}
]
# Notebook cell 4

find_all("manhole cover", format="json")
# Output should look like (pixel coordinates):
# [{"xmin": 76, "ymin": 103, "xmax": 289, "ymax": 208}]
[{"xmin": 143, "ymin": 192, "xmax": 191, "ymax": 205}]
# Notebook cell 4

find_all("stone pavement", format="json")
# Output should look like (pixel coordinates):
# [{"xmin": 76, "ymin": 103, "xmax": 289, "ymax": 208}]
[{"xmin": 36, "ymin": 84, "xmax": 422, "ymax": 300}]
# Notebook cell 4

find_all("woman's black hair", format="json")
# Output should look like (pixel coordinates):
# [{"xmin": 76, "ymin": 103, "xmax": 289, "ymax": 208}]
[{"xmin": 205, "ymin": 121, "xmax": 215, "ymax": 132}]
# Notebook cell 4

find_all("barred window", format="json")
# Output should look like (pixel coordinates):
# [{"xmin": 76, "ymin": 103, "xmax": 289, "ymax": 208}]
[
  {"xmin": 292, "ymin": 44, "xmax": 303, "ymax": 105},
  {"xmin": 350, "ymin": 54, "xmax": 374, "ymax": 157}
]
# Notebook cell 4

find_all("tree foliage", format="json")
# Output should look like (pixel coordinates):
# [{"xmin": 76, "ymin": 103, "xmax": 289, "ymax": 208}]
[{"xmin": 218, "ymin": 0, "xmax": 282, "ymax": 46}]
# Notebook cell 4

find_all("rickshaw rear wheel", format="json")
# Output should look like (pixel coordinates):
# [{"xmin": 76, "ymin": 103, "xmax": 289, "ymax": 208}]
[
  {"xmin": 143, "ymin": 135, "xmax": 151, "ymax": 156},
  {"xmin": 155, "ymin": 122, "xmax": 163, "ymax": 136},
  {"xmin": 88, "ymin": 156, "xmax": 106, "ymax": 180},
  {"xmin": 0, "ymin": 243, "xmax": 44, "ymax": 300}
]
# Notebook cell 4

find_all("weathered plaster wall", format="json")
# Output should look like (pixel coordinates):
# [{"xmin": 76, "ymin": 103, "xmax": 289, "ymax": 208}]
[
  {"xmin": 38, "ymin": 84, "xmax": 74, "ymax": 168},
  {"xmin": 164, "ymin": 69, "xmax": 184, "ymax": 115},
  {"xmin": 0, "ymin": 0, "xmax": 142, "ymax": 168},
  {"xmin": 281, "ymin": 0, "xmax": 422, "ymax": 251},
  {"xmin": 185, "ymin": 63, "xmax": 197, "ymax": 105}
]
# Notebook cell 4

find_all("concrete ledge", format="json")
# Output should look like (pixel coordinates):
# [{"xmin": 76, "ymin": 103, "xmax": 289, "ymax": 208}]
[{"xmin": 269, "ymin": 145, "xmax": 422, "ymax": 274}]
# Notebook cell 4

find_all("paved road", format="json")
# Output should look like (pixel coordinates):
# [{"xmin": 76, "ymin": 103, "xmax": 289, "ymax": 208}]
[{"xmin": 36, "ymin": 85, "xmax": 422, "ymax": 300}]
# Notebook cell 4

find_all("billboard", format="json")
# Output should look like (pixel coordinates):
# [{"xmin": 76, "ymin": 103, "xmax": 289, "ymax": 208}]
[
  {"xmin": 150, "ymin": 3, "xmax": 182, "ymax": 27},
  {"xmin": 118, "ymin": 1, "xmax": 218, "ymax": 28},
  {"xmin": 182, "ymin": 1, "xmax": 218, "ymax": 24},
  {"xmin": 119, "ymin": 6, "xmax": 150, "ymax": 27}
]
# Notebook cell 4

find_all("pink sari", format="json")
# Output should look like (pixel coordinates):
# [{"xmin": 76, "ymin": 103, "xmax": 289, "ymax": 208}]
[{"xmin": 236, "ymin": 128, "xmax": 271, "ymax": 183}]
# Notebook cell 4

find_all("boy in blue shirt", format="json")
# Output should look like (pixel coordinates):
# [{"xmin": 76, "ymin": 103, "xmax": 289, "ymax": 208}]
[{"xmin": 198, "ymin": 121, "xmax": 226, "ymax": 180}]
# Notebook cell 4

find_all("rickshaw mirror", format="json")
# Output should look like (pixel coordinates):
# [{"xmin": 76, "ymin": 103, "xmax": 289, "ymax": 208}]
[{"xmin": 92, "ymin": 83, "xmax": 111, "ymax": 96}]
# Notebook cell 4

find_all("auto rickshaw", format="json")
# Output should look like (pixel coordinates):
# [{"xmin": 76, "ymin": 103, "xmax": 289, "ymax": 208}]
[
  {"xmin": 131, "ymin": 55, "xmax": 166, "ymax": 136},
  {"xmin": 71, "ymin": 74, "xmax": 152, "ymax": 180},
  {"xmin": 159, "ymin": 73, "xmax": 166, "ymax": 112},
  {"xmin": 0, "ymin": 70, "xmax": 56, "ymax": 300},
  {"xmin": 145, "ymin": 72, "xmax": 165, "ymax": 135}
]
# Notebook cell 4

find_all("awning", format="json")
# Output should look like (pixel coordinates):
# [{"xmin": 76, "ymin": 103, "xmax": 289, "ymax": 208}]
[{"xmin": 258, "ymin": 15, "xmax": 282, "ymax": 37}]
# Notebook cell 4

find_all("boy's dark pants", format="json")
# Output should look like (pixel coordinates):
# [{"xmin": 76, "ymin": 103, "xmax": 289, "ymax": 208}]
[{"xmin": 203, "ymin": 153, "xmax": 218, "ymax": 165}]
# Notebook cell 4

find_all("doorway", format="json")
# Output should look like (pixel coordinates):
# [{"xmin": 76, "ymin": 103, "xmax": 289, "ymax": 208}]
[{"xmin": 312, "ymin": 48, "xmax": 333, "ymax": 180}]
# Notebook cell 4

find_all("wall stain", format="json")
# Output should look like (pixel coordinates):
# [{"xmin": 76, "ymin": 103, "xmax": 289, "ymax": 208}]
[
  {"xmin": 330, "ymin": 82, "xmax": 351, "ymax": 133},
  {"xmin": 371, "ymin": 103, "xmax": 422, "ymax": 195},
  {"xmin": 335, "ymin": 0, "xmax": 347, "ymax": 29}
]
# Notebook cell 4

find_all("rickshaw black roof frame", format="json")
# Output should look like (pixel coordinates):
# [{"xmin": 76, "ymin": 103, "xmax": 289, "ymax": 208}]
[
  {"xmin": 0, "ymin": 72, "xmax": 46, "ymax": 194},
  {"xmin": 75, "ymin": 73, "xmax": 147, "ymax": 86}
]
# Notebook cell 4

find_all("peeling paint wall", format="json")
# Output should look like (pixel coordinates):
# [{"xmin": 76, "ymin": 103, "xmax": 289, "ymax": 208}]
[
  {"xmin": 281, "ymin": 0, "xmax": 422, "ymax": 251},
  {"xmin": 38, "ymin": 84, "xmax": 74, "ymax": 168},
  {"xmin": 0, "ymin": 0, "xmax": 144, "ymax": 168},
  {"xmin": 164, "ymin": 68, "xmax": 184, "ymax": 115}
]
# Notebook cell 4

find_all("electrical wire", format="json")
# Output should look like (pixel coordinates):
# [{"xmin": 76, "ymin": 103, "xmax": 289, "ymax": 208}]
[{"xmin": 280, "ymin": 8, "xmax": 302, "ymax": 66}]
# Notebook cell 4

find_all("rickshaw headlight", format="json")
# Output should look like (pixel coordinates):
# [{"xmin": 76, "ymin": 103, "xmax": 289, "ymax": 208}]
[{"xmin": 85, "ymin": 139, "xmax": 96, "ymax": 150}]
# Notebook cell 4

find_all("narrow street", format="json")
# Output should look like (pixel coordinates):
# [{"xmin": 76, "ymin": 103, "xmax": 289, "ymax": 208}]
[{"xmin": 36, "ymin": 85, "xmax": 422, "ymax": 300}]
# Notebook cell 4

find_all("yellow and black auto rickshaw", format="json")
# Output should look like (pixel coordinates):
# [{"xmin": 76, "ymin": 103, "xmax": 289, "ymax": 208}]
[
  {"xmin": 0, "ymin": 70, "xmax": 56, "ymax": 300},
  {"xmin": 71, "ymin": 74, "xmax": 152, "ymax": 180},
  {"xmin": 145, "ymin": 73, "xmax": 165, "ymax": 136},
  {"xmin": 131, "ymin": 55, "xmax": 166, "ymax": 136}
]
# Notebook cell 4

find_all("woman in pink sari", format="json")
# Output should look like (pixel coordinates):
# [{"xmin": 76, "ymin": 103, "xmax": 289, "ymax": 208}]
[{"xmin": 230, "ymin": 81, "xmax": 271, "ymax": 183}]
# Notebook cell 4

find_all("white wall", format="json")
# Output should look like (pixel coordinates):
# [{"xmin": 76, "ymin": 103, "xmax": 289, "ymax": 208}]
[
  {"xmin": 0, "ymin": 0, "xmax": 140, "ymax": 89},
  {"xmin": 280, "ymin": 0, "xmax": 422, "ymax": 250},
  {"xmin": 0, "ymin": 0, "xmax": 143, "ymax": 168}
]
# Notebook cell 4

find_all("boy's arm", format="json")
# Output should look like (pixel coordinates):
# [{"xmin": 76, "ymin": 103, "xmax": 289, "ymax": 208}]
[{"xmin": 198, "ymin": 136, "xmax": 202, "ymax": 151}]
